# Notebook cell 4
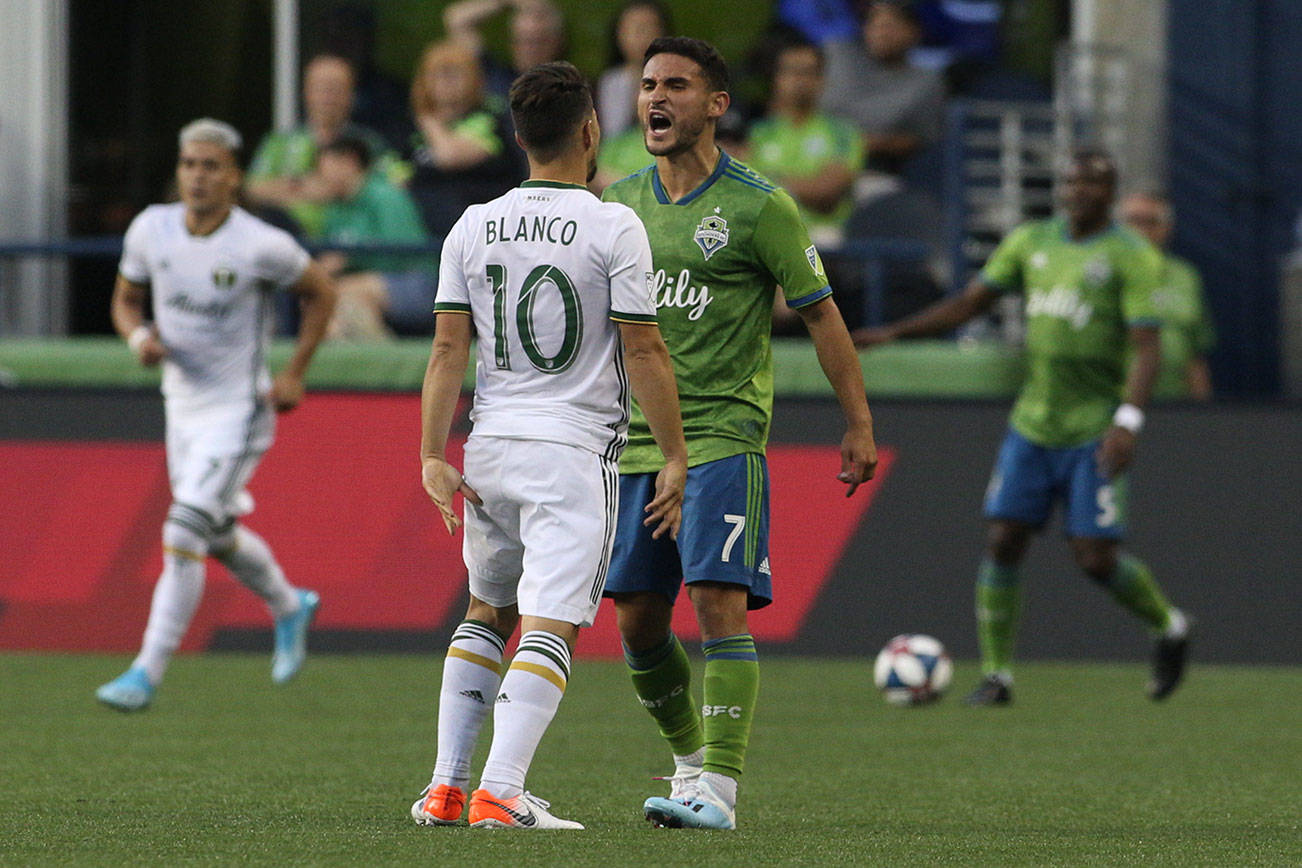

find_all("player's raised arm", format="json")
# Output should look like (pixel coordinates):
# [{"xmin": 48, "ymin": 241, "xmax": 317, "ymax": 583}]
[
  {"xmin": 618, "ymin": 321, "xmax": 688, "ymax": 539},
  {"xmin": 795, "ymin": 297, "xmax": 878, "ymax": 496},
  {"xmin": 111, "ymin": 274, "xmax": 166, "ymax": 366},
  {"xmin": 852, "ymin": 276, "xmax": 1001, "ymax": 348},
  {"xmin": 271, "ymin": 260, "xmax": 337, "ymax": 412}
]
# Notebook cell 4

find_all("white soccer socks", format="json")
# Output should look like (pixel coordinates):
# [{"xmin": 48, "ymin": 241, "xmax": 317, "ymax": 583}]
[
  {"xmin": 478, "ymin": 630, "xmax": 572, "ymax": 799},
  {"xmin": 212, "ymin": 523, "xmax": 299, "ymax": 617},
  {"xmin": 432, "ymin": 620, "xmax": 508, "ymax": 789},
  {"xmin": 132, "ymin": 518, "xmax": 208, "ymax": 684}
]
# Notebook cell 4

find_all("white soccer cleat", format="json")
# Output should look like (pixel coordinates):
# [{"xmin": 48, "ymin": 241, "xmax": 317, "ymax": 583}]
[
  {"xmin": 654, "ymin": 763, "xmax": 703, "ymax": 800},
  {"xmin": 468, "ymin": 789, "xmax": 584, "ymax": 830},
  {"xmin": 643, "ymin": 776, "xmax": 736, "ymax": 830}
]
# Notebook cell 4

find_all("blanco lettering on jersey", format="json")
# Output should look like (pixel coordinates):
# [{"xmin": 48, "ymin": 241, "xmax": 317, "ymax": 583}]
[
  {"xmin": 485, "ymin": 215, "xmax": 578, "ymax": 246},
  {"xmin": 1025, "ymin": 284, "xmax": 1093, "ymax": 329},
  {"xmin": 650, "ymin": 268, "xmax": 713, "ymax": 320}
]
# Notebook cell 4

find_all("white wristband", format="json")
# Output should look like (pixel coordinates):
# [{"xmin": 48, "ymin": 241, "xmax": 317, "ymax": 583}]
[
  {"xmin": 1113, "ymin": 403, "xmax": 1145, "ymax": 434},
  {"xmin": 127, "ymin": 325, "xmax": 151, "ymax": 355}
]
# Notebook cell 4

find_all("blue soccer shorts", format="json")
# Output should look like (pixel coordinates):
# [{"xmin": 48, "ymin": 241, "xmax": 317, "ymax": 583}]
[
  {"xmin": 605, "ymin": 452, "xmax": 773, "ymax": 610},
  {"xmin": 983, "ymin": 427, "xmax": 1128, "ymax": 539}
]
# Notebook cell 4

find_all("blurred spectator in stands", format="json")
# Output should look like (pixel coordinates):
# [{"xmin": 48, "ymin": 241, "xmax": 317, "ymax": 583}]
[
  {"xmin": 776, "ymin": 0, "xmax": 859, "ymax": 44},
  {"xmin": 911, "ymin": 0, "xmax": 1001, "ymax": 71},
  {"xmin": 745, "ymin": 39, "xmax": 863, "ymax": 248},
  {"xmin": 319, "ymin": 4, "xmax": 411, "ymax": 151},
  {"xmin": 443, "ymin": 0, "xmax": 568, "ymax": 102},
  {"xmin": 596, "ymin": 1, "xmax": 673, "ymax": 138},
  {"xmin": 246, "ymin": 54, "xmax": 401, "ymax": 238},
  {"xmin": 313, "ymin": 135, "xmax": 436, "ymax": 341},
  {"xmin": 1121, "ymin": 190, "xmax": 1216, "ymax": 400},
  {"xmin": 821, "ymin": 0, "xmax": 946, "ymax": 177},
  {"xmin": 405, "ymin": 40, "xmax": 524, "ymax": 238}
]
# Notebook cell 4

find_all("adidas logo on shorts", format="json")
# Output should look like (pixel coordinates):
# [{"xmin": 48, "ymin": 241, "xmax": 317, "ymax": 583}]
[{"xmin": 459, "ymin": 689, "xmax": 485, "ymax": 704}]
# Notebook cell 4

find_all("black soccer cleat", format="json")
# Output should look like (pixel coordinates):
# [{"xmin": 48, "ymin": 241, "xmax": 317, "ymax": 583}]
[
  {"xmin": 963, "ymin": 675, "xmax": 1012, "ymax": 706},
  {"xmin": 1148, "ymin": 618, "xmax": 1193, "ymax": 701}
]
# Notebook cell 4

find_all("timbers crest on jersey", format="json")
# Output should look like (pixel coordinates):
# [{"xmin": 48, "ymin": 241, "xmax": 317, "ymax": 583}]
[
  {"xmin": 212, "ymin": 265, "xmax": 237, "ymax": 289},
  {"xmin": 693, "ymin": 211, "xmax": 730, "ymax": 260}
]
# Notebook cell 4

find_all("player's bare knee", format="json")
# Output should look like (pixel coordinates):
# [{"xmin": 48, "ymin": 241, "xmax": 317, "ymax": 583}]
[
  {"xmin": 1070, "ymin": 538, "xmax": 1117, "ymax": 582},
  {"xmin": 612, "ymin": 591, "xmax": 674, "ymax": 652},
  {"xmin": 464, "ymin": 596, "xmax": 518, "ymax": 639},
  {"xmin": 686, "ymin": 582, "xmax": 749, "ymax": 641},
  {"xmin": 987, "ymin": 521, "xmax": 1031, "ymax": 565}
]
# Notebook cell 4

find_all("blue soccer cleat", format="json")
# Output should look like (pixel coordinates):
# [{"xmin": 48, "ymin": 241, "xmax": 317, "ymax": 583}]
[
  {"xmin": 95, "ymin": 666, "xmax": 155, "ymax": 712},
  {"xmin": 271, "ymin": 589, "xmax": 320, "ymax": 684},
  {"xmin": 644, "ymin": 779, "xmax": 736, "ymax": 830}
]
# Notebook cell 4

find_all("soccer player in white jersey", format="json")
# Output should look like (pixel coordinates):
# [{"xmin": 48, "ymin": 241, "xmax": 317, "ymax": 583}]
[
  {"xmin": 410, "ymin": 62, "xmax": 687, "ymax": 830},
  {"xmin": 95, "ymin": 118, "xmax": 338, "ymax": 712}
]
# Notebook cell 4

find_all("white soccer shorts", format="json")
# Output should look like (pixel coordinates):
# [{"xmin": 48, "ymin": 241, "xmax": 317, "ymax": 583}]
[
  {"xmin": 165, "ymin": 399, "xmax": 275, "ymax": 526},
  {"xmin": 461, "ymin": 436, "xmax": 619, "ymax": 628}
]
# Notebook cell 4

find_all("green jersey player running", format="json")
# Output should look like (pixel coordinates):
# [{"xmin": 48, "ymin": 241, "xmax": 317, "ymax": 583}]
[
  {"xmin": 602, "ymin": 37, "xmax": 877, "ymax": 830},
  {"xmin": 855, "ymin": 150, "xmax": 1192, "ymax": 705}
]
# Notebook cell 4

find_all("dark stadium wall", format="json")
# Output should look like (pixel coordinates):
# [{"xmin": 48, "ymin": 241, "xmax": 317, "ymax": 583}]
[
  {"xmin": 2, "ymin": 391, "xmax": 1298, "ymax": 664},
  {"xmin": 1168, "ymin": 1, "xmax": 1302, "ymax": 395}
]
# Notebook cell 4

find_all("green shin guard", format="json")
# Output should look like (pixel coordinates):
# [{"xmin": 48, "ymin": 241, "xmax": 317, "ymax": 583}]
[
  {"xmin": 701, "ymin": 634, "xmax": 759, "ymax": 779},
  {"xmin": 1107, "ymin": 554, "xmax": 1173, "ymax": 631},
  {"xmin": 976, "ymin": 559, "xmax": 1022, "ymax": 676},
  {"xmin": 625, "ymin": 634, "xmax": 703, "ymax": 756}
]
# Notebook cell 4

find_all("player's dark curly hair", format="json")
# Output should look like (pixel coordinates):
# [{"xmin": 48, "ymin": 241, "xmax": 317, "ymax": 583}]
[
  {"xmin": 644, "ymin": 36, "xmax": 730, "ymax": 92},
  {"xmin": 509, "ymin": 61, "xmax": 594, "ymax": 164},
  {"xmin": 318, "ymin": 133, "xmax": 373, "ymax": 171}
]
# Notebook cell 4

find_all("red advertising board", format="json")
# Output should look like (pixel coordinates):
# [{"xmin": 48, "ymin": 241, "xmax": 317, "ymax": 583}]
[{"xmin": 0, "ymin": 394, "xmax": 890, "ymax": 656}]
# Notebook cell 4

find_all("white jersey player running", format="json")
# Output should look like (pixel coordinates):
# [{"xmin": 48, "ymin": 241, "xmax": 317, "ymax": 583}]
[
  {"xmin": 96, "ymin": 118, "xmax": 337, "ymax": 712},
  {"xmin": 411, "ymin": 62, "xmax": 687, "ymax": 830}
]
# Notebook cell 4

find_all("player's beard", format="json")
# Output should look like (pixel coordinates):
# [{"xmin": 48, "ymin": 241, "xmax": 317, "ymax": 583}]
[
  {"xmin": 586, "ymin": 150, "xmax": 597, "ymax": 183},
  {"xmin": 646, "ymin": 112, "xmax": 708, "ymax": 158}
]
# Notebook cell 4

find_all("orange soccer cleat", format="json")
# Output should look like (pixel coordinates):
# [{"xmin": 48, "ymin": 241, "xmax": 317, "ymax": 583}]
[{"xmin": 411, "ymin": 783, "xmax": 467, "ymax": 826}]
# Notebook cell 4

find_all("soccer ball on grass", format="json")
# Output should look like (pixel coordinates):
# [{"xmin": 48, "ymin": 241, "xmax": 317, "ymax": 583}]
[{"xmin": 873, "ymin": 634, "xmax": 952, "ymax": 706}]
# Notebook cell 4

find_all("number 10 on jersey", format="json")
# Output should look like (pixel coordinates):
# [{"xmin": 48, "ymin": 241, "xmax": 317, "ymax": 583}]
[{"xmin": 487, "ymin": 263, "xmax": 584, "ymax": 375}]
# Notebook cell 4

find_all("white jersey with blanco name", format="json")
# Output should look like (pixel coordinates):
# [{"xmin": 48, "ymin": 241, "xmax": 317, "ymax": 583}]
[
  {"xmin": 435, "ymin": 181, "xmax": 657, "ymax": 460},
  {"xmin": 119, "ymin": 204, "xmax": 310, "ymax": 412}
]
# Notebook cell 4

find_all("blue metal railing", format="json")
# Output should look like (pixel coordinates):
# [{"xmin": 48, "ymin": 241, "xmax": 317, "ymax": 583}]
[{"xmin": 0, "ymin": 236, "xmax": 933, "ymax": 329}]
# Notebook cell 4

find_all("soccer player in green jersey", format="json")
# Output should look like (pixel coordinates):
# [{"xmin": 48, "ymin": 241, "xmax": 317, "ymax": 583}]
[
  {"xmin": 1120, "ymin": 190, "xmax": 1216, "ymax": 401},
  {"xmin": 855, "ymin": 150, "xmax": 1192, "ymax": 705},
  {"xmin": 602, "ymin": 37, "xmax": 878, "ymax": 829}
]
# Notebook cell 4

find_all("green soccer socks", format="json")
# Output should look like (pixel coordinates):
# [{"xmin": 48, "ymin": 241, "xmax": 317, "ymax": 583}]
[
  {"xmin": 625, "ymin": 634, "xmax": 703, "ymax": 757},
  {"xmin": 976, "ymin": 559, "xmax": 1022, "ymax": 679},
  {"xmin": 1105, "ymin": 553, "xmax": 1174, "ymax": 632},
  {"xmin": 700, "ymin": 634, "xmax": 759, "ymax": 779}
]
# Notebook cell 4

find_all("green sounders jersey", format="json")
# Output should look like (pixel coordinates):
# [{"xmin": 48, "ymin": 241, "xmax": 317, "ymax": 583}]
[
  {"xmin": 981, "ymin": 218, "xmax": 1162, "ymax": 447},
  {"xmin": 603, "ymin": 151, "xmax": 831, "ymax": 473},
  {"xmin": 745, "ymin": 112, "xmax": 864, "ymax": 236},
  {"xmin": 1153, "ymin": 253, "xmax": 1215, "ymax": 372}
]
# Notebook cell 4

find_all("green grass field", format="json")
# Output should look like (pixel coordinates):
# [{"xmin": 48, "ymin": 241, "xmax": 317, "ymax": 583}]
[{"xmin": 2, "ymin": 654, "xmax": 1298, "ymax": 866}]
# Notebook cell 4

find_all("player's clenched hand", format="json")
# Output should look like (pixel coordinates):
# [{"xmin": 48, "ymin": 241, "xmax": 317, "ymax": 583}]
[
  {"xmin": 422, "ymin": 456, "xmax": 482, "ymax": 534},
  {"xmin": 645, "ymin": 457, "xmax": 687, "ymax": 541},
  {"xmin": 850, "ymin": 326, "xmax": 894, "ymax": 349},
  {"xmin": 128, "ymin": 325, "xmax": 167, "ymax": 367},
  {"xmin": 268, "ymin": 371, "xmax": 306, "ymax": 413},
  {"xmin": 1096, "ymin": 426, "xmax": 1137, "ymax": 478},
  {"xmin": 838, "ymin": 422, "xmax": 878, "ymax": 497}
]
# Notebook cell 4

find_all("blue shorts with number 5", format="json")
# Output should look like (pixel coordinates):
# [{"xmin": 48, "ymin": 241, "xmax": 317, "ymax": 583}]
[
  {"xmin": 983, "ymin": 428, "xmax": 1128, "ymax": 539},
  {"xmin": 605, "ymin": 452, "xmax": 772, "ymax": 610}
]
